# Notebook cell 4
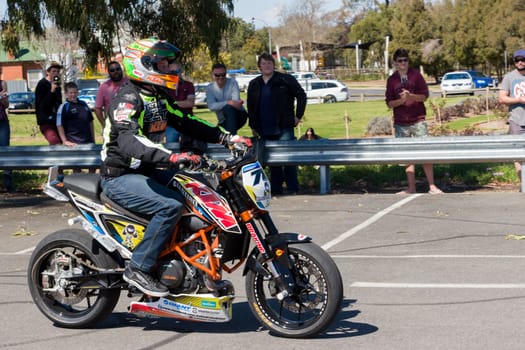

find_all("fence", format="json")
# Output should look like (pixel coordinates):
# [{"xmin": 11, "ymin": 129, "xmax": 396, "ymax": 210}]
[{"xmin": 2, "ymin": 135, "xmax": 525, "ymax": 193}]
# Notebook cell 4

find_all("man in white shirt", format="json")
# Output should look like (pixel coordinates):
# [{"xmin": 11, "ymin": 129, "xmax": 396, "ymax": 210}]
[{"xmin": 205, "ymin": 63, "xmax": 248, "ymax": 133}]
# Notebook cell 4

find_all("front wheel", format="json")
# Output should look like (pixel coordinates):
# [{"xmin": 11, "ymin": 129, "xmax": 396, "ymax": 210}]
[
  {"xmin": 245, "ymin": 242, "xmax": 343, "ymax": 338},
  {"xmin": 27, "ymin": 229, "xmax": 122, "ymax": 328}
]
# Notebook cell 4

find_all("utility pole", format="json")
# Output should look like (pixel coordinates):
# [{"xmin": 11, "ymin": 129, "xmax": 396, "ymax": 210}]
[{"xmin": 251, "ymin": 17, "xmax": 272, "ymax": 54}]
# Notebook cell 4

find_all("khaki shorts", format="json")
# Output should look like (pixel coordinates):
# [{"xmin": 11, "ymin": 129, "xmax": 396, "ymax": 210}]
[{"xmin": 394, "ymin": 121, "xmax": 428, "ymax": 138}]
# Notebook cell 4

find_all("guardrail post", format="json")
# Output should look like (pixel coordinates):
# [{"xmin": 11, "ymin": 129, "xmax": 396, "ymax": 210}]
[
  {"xmin": 520, "ymin": 162, "xmax": 525, "ymax": 193},
  {"xmin": 319, "ymin": 165, "xmax": 330, "ymax": 194}
]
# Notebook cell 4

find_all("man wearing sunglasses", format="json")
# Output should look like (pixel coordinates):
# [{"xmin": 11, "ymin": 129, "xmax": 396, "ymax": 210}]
[
  {"xmin": 386, "ymin": 48, "xmax": 443, "ymax": 195},
  {"xmin": 499, "ymin": 49, "xmax": 525, "ymax": 181},
  {"xmin": 95, "ymin": 61, "xmax": 129, "ymax": 127},
  {"xmin": 205, "ymin": 63, "xmax": 248, "ymax": 134}
]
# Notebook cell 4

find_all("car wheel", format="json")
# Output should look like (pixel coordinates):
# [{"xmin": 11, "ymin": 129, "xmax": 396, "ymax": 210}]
[{"xmin": 324, "ymin": 95, "xmax": 336, "ymax": 103}]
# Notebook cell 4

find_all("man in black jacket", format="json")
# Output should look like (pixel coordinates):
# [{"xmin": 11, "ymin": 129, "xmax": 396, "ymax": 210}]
[
  {"xmin": 35, "ymin": 61, "xmax": 63, "ymax": 145},
  {"xmin": 247, "ymin": 53, "xmax": 307, "ymax": 195}
]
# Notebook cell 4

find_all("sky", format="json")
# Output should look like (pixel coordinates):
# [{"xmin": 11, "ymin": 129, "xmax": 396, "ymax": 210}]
[{"xmin": 232, "ymin": 0, "xmax": 343, "ymax": 28}]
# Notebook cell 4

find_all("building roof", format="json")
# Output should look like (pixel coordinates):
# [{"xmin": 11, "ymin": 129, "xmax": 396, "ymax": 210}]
[{"xmin": 0, "ymin": 42, "xmax": 45, "ymax": 63}]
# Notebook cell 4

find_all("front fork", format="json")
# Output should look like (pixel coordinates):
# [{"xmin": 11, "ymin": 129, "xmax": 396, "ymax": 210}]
[
  {"xmin": 221, "ymin": 171, "xmax": 309, "ymax": 300},
  {"xmin": 243, "ymin": 212, "xmax": 311, "ymax": 300}
]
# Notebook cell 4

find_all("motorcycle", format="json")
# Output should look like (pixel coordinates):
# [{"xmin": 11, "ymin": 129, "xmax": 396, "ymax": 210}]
[{"xmin": 27, "ymin": 146, "xmax": 343, "ymax": 338}]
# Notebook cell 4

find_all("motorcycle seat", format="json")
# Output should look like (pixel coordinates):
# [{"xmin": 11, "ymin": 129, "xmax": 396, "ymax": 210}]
[
  {"xmin": 63, "ymin": 173, "xmax": 101, "ymax": 201},
  {"xmin": 99, "ymin": 191, "xmax": 150, "ymax": 225}
]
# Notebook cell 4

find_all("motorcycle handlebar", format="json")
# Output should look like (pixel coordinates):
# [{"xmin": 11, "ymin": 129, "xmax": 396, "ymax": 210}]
[{"xmin": 197, "ymin": 147, "xmax": 257, "ymax": 173}]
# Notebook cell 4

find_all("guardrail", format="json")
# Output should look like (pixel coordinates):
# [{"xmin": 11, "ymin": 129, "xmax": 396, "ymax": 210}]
[{"xmin": 2, "ymin": 135, "xmax": 525, "ymax": 194}]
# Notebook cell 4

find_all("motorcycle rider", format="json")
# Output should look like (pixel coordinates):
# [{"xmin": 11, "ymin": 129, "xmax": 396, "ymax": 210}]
[{"xmin": 100, "ymin": 38, "xmax": 251, "ymax": 297}]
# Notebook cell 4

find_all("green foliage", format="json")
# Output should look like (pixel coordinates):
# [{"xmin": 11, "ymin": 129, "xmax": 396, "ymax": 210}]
[
  {"xmin": 389, "ymin": 0, "xmax": 433, "ymax": 67},
  {"xmin": 2, "ymin": 0, "xmax": 236, "ymax": 67}
]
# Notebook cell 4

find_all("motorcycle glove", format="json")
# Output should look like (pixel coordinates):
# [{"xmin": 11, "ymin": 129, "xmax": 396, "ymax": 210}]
[
  {"xmin": 169, "ymin": 152, "xmax": 201, "ymax": 170},
  {"xmin": 219, "ymin": 133, "xmax": 253, "ymax": 150}
]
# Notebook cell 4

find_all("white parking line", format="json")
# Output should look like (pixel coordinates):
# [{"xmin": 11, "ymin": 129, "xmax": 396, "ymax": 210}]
[
  {"xmin": 351, "ymin": 282, "xmax": 525, "ymax": 289},
  {"xmin": 322, "ymin": 193, "xmax": 423, "ymax": 251},
  {"xmin": 0, "ymin": 247, "xmax": 35, "ymax": 255},
  {"xmin": 15, "ymin": 247, "xmax": 35, "ymax": 254}
]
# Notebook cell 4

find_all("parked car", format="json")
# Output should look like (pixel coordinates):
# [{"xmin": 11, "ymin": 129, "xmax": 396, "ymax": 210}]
[
  {"xmin": 440, "ymin": 71, "xmax": 475, "ymax": 96},
  {"xmin": 194, "ymin": 83, "xmax": 209, "ymax": 108},
  {"xmin": 293, "ymin": 72, "xmax": 320, "ymax": 89},
  {"xmin": 8, "ymin": 92, "xmax": 35, "ymax": 112},
  {"xmin": 303, "ymin": 79, "xmax": 349, "ymax": 103},
  {"xmin": 78, "ymin": 94, "xmax": 96, "ymax": 110},
  {"xmin": 77, "ymin": 79, "xmax": 100, "ymax": 91},
  {"xmin": 232, "ymin": 74, "xmax": 259, "ymax": 92},
  {"xmin": 292, "ymin": 72, "xmax": 319, "ymax": 80},
  {"xmin": 466, "ymin": 70, "xmax": 498, "ymax": 88},
  {"xmin": 78, "ymin": 88, "xmax": 98, "ymax": 96}
]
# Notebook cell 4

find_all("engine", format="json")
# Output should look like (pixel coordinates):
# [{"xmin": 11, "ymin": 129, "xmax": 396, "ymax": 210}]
[{"xmin": 157, "ymin": 259, "xmax": 186, "ymax": 288}]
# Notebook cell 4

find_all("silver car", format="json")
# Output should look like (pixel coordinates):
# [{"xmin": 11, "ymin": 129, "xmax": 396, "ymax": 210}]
[
  {"xmin": 194, "ymin": 83, "xmax": 209, "ymax": 108},
  {"xmin": 303, "ymin": 79, "xmax": 349, "ymax": 104}
]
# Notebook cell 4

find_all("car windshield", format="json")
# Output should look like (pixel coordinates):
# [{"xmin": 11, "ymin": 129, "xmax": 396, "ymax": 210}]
[
  {"xmin": 445, "ymin": 73, "xmax": 470, "ymax": 80},
  {"xmin": 10, "ymin": 93, "xmax": 32, "ymax": 100}
]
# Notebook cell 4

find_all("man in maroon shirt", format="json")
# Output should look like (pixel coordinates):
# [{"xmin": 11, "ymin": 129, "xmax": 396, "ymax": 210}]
[{"xmin": 385, "ymin": 48, "xmax": 442, "ymax": 195}]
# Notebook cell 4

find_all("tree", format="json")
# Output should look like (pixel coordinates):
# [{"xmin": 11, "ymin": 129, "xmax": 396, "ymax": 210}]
[
  {"xmin": 389, "ymin": 0, "xmax": 434, "ymax": 68},
  {"xmin": 223, "ymin": 18, "xmax": 266, "ymax": 71},
  {"xmin": 348, "ymin": 5, "xmax": 393, "ymax": 71},
  {"xmin": 1, "ymin": 0, "xmax": 236, "ymax": 68},
  {"xmin": 279, "ymin": 0, "xmax": 329, "ymax": 71}
]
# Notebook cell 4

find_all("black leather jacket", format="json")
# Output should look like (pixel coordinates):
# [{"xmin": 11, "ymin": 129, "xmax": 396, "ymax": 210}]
[
  {"xmin": 247, "ymin": 71, "xmax": 306, "ymax": 134},
  {"xmin": 101, "ymin": 81, "xmax": 223, "ymax": 175}
]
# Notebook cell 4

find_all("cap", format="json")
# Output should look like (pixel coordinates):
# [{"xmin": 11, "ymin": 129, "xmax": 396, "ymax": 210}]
[
  {"xmin": 46, "ymin": 61, "xmax": 63, "ymax": 72},
  {"xmin": 514, "ymin": 49, "xmax": 525, "ymax": 58}
]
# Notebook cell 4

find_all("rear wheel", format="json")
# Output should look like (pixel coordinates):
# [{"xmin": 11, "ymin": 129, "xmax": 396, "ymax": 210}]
[
  {"xmin": 27, "ymin": 229, "xmax": 121, "ymax": 328},
  {"xmin": 324, "ymin": 95, "xmax": 337, "ymax": 103},
  {"xmin": 245, "ymin": 242, "xmax": 343, "ymax": 338}
]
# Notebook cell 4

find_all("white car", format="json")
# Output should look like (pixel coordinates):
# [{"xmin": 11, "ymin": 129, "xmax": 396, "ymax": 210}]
[
  {"xmin": 233, "ymin": 74, "xmax": 259, "ymax": 92},
  {"xmin": 78, "ymin": 94, "xmax": 96, "ymax": 110},
  {"xmin": 303, "ymin": 79, "xmax": 349, "ymax": 103},
  {"xmin": 440, "ymin": 71, "xmax": 475, "ymax": 96},
  {"xmin": 194, "ymin": 83, "xmax": 209, "ymax": 108}
]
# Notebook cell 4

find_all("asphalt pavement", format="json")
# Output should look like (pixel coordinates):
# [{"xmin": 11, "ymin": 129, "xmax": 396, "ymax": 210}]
[{"xmin": 2, "ymin": 191, "xmax": 525, "ymax": 349}]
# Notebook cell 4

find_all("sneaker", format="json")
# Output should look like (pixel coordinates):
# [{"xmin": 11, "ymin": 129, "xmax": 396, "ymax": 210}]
[{"xmin": 123, "ymin": 266, "xmax": 169, "ymax": 297}]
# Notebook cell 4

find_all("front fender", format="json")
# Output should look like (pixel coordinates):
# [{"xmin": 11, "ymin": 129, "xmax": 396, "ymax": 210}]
[{"xmin": 242, "ymin": 233, "xmax": 312, "ymax": 276}]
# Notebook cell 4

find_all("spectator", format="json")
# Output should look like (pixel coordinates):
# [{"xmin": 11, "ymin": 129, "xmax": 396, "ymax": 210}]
[
  {"xmin": 162, "ymin": 60, "xmax": 181, "ymax": 144},
  {"xmin": 299, "ymin": 127, "xmax": 321, "ymax": 140},
  {"xmin": 385, "ymin": 48, "xmax": 443, "ymax": 195},
  {"xmin": 0, "ymin": 72, "xmax": 14, "ymax": 192},
  {"xmin": 95, "ymin": 61, "xmax": 128, "ymax": 127},
  {"xmin": 206, "ymin": 63, "xmax": 248, "ymax": 134},
  {"xmin": 56, "ymin": 82, "xmax": 96, "ymax": 173},
  {"xmin": 498, "ymin": 49, "xmax": 525, "ymax": 182},
  {"xmin": 35, "ymin": 61, "xmax": 63, "ymax": 145},
  {"xmin": 247, "ymin": 52, "xmax": 307, "ymax": 195},
  {"xmin": 167, "ymin": 61, "xmax": 207, "ymax": 154}
]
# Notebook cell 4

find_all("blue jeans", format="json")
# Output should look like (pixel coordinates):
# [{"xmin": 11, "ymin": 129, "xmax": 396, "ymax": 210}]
[
  {"xmin": 263, "ymin": 128, "xmax": 299, "ymax": 193},
  {"xmin": 165, "ymin": 126, "xmax": 180, "ymax": 143},
  {"xmin": 100, "ymin": 170, "xmax": 183, "ymax": 272},
  {"xmin": 220, "ymin": 105, "xmax": 248, "ymax": 134}
]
